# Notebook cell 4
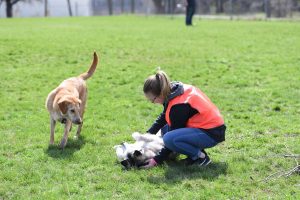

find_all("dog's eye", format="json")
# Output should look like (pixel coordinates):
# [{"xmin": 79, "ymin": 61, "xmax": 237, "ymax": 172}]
[{"xmin": 70, "ymin": 109, "xmax": 75, "ymax": 113}]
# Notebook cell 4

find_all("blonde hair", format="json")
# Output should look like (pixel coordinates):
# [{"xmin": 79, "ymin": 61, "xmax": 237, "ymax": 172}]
[{"xmin": 143, "ymin": 70, "xmax": 171, "ymax": 99}]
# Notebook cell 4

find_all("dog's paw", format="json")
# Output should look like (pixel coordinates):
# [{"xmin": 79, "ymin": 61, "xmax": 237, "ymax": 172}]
[
  {"xmin": 113, "ymin": 145, "xmax": 120, "ymax": 149},
  {"xmin": 132, "ymin": 132, "xmax": 141, "ymax": 140}
]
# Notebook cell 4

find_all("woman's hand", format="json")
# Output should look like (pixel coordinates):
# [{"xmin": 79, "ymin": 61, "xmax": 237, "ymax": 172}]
[{"xmin": 141, "ymin": 158, "xmax": 157, "ymax": 169}]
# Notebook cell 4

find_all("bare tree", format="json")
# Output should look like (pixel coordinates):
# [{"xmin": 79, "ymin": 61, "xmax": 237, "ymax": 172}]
[
  {"xmin": 264, "ymin": 0, "xmax": 271, "ymax": 18},
  {"xmin": 215, "ymin": 0, "xmax": 226, "ymax": 13},
  {"xmin": 121, "ymin": 0, "xmax": 124, "ymax": 13},
  {"xmin": 44, "ymin": 0, "xmax": 48, "ymax": 17},
  {"xmin": 4, "ymin": 0, "xmax": 21, "ymax": 17},
  {"xmin": 107, "ymin": 0, "xmax": 113, "ymax": 15},
  {"xmin": 131, "ymin": 0, "xmax": 135, "ymax": 13},
  {"xmin": 66, "ymin": 0, "xmax": 72, "ymax": 16},
  {"xmin": 3, "ymin": 0, "xmax": 42, "ymax": 18},
  {"xmin": 152, "ymin": 0, "xmax": 165, "ymax": 14}
]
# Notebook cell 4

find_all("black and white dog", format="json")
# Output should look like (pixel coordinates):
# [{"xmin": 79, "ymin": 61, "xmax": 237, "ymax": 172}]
[{"xmin": 114, "ymin": 132, "xmax": 165, "ymax": 169}]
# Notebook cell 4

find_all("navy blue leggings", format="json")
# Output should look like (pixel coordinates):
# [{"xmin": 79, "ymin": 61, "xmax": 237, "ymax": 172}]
[{"xmin": 162, "ymin": 127, "xmax": 218, "ymax": 160}]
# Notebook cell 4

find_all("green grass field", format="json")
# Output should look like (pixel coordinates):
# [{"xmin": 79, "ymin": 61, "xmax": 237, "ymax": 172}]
[{"xmin": 0, "ymin": 16, "xmax": 299, "ymax": 199}]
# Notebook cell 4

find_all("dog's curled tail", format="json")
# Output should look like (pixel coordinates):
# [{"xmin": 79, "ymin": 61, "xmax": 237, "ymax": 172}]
[{"xmin": 79, "ymin": 51, "xmax": 99, "ymax": 80}]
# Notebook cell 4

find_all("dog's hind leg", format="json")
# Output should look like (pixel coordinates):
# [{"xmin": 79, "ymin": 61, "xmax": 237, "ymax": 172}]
[
  {"xmin": 50, "ymin": 118, "xmax": 56, "ymax": 145},
  {"xmin": 60, "ymin": 120, "xmax": 72, "ymax": 149}
]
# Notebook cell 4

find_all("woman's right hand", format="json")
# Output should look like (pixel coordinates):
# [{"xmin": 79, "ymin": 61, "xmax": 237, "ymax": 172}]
[{"xmin": 141, "ymin": 158, "xmax": 157, "ymax": 169}]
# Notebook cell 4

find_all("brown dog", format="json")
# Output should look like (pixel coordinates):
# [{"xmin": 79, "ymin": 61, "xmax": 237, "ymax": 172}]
[{"xmin": 45, "ymin": 52, "xmax": 99, "ymax": 148}]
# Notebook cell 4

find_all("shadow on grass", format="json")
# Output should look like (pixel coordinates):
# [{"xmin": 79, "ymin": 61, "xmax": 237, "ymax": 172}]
[
  {"xmin": 45, "ymin": 135, "xmax": 86, "ymax": 159},
  {"xmin": 147, "ymin": 161, "xmax": 228, "ymax": 184}
]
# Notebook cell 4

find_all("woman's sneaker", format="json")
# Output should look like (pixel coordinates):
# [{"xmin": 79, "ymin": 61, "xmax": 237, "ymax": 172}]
[
  {"xmin": 192, "ymin": 154, "xmax": 211, "ymax": 166},
  {"xmin": 182, "ymin": 150, "xmax": 211, "ymax": 166}
]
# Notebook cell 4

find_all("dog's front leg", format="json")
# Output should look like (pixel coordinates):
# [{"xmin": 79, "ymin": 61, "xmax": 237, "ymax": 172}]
[
  {"xmin": 75, "ymin": 101, "xmax": 85, "ymax": 139},
  {"xmin": 75, "ymin": 122, "xmax": 83, "ymax": 139},
  {"xmin": 50, "ymin": 118, "xmax": 56, "ymax": 145},
  {"xmin": 60, "ymin": 120, "xmax": 72, "ymax": 149}
]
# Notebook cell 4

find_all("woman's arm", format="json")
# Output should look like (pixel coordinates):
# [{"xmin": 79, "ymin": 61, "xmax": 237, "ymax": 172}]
[{"xmin": 147, "ymin": 112, "xmax": 167, "ymax": 134}]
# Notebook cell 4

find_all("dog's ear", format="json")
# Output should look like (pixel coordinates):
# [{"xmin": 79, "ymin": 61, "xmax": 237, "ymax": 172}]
[{"xmin": 57, "ymin": 99, "xmax": 68, "ymax": 114}]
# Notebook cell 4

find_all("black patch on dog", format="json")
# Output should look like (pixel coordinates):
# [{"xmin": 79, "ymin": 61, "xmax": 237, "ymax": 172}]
[
  {"xmin": 120, "ymin": 159, "xmax": 132, "ymax": 169},
  {"xmin": 120, "ymin": 152, "xmax": 149, "ymax": 170},
  {"xmin": 133, "ymin": 150, "xmax": 142, "ymax": 157}
]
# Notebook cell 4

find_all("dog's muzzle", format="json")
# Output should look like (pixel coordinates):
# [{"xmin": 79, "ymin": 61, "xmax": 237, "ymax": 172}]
[{"xmin": 73, "ymin": 119, "xmax": 82, "ymax": 125}]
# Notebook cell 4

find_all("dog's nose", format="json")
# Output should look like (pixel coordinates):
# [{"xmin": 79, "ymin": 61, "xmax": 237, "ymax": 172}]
[{"xmin": 74, "ymin": 119, "xmax": 82, "ymax": 125}]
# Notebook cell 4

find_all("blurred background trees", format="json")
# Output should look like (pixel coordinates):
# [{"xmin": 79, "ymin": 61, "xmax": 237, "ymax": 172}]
[
  {"xmin": 91, "ymin": 0, "xmax": 300, "ymax": 18},
  {"xmin": 0, "ymin": 0, "xmax": 299, "ymax": 18}
]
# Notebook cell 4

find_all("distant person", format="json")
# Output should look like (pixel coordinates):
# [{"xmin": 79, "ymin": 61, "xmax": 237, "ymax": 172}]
[
  {"xmin": 185, "ymin": 0, "xmax": 196, "ymax": 26},
  {"xmin": 142, "ymin": 70, "xmax": 226, "ymax": 168}
]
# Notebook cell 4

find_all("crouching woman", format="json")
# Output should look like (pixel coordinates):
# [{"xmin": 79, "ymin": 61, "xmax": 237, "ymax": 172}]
[{"xmin": 143, "ymin": 70, "xmax": 226, "ymax": 168}]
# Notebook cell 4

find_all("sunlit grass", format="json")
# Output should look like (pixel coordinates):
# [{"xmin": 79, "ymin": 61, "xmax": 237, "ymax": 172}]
[{"xmin": 0, "ymin": 16, "xmax": 299, "ymax": 199}]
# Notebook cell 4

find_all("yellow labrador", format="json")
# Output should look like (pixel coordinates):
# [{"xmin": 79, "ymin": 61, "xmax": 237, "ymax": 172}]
[{"xmin": 45, "ymin": 52, "xmax": 99, "ymax": 148}]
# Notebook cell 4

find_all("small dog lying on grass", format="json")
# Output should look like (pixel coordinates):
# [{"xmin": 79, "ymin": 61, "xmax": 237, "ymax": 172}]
[
  {"xmin": 114, "ymin": 132, "xmax": 164, "ymax": 169},
  {"xmin": 45, "ymin": 52, "xmax": 98, "ymax": 149},
  {"xmin": 114, "ymin": 132, "xmax": 177, "ymax": 169}
]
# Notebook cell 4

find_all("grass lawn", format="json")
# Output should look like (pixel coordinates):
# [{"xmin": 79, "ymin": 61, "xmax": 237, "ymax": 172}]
[{"xmin": 0, "ymin": 16, "xmax": 299, "ymax": 199}]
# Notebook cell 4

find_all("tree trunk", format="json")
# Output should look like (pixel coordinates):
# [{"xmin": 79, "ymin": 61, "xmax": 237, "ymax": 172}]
[
  {"xmin": 44, "ymin": 0, "xmax": 48, "ymax": 17},
  {"xmin": 131, "ymin": 0, "xmax": 135, "ymax": 13},
  {"xmin": 107, "ymin": 0, "xmax": 113, "ymax": 15},
  {"xmin": 66, "ymin": 0, "xmax": 72, "ymax": 16},
  {"xmin": 215, "ymin": 0, "xmax": 224, "ymax": 13},
  {"xmin": 121, "ymin": 0, "xmax": 124, "ymax": 13},
  {"xmin": 153, "ymin": 0, "xmax": 165, "ymax": 14},
  {"xmin": 6, "ymin": 0, "xmax": 13, "ymax": 18},
  {"xmin": 166, "ymin": 0, "xmax": 171, "ymax": 14},
  {"xmin": 264, "ymin": 0, "xmax": 271, "ymax": 18}
]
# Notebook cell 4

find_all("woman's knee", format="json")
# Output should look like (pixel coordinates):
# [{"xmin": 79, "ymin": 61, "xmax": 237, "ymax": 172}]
[{"xmin": 163, "ymin": 132, "xmax": 175, "ymax": 149}]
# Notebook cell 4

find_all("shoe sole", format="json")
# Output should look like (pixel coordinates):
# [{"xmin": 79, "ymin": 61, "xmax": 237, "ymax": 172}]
[
  {"xmin": 198, "ymin": 159, "xmax": 207, "ymax": 166},
  {"xmin": 203, "ymin": 159, "xmax": 211, "ymax": 166},
  {"xmin": 198, "ymin": 158, "xmax": 211, "ymax": 166}
]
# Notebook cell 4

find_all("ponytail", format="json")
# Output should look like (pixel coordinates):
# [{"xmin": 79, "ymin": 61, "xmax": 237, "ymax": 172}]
[{"xmin": 143, "ymin": 70, "xmax": 171, "ymax": 99}]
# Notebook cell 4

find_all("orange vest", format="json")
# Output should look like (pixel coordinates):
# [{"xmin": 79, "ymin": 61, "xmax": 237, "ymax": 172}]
[{"xmin": 165, "ymin": 84, "xmax": 224, "ymax": 129}]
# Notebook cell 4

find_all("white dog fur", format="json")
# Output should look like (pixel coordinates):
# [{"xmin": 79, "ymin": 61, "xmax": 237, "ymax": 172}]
[{"xmin": 114, "ymin": 131, "xmax": 164, "ymax": 168}]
